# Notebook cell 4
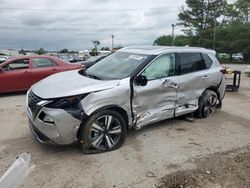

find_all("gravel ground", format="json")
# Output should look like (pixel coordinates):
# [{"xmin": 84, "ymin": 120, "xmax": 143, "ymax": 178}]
[{"xmin": 0, "ymin": 64, "xmax": 250, "ymax": 188}]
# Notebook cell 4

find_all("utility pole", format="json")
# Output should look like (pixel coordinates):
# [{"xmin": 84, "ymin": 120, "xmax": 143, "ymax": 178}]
[
  {"xmin": 111, "ymin": 35, "xmax": 114, "ymax": 51},
  {"xmin": 213, "ymin": 17, "xmax": 216, "ymax": 50},
  {"xmin": 171, "ymin": 24, "xmax": 175, "ymax": 46}
]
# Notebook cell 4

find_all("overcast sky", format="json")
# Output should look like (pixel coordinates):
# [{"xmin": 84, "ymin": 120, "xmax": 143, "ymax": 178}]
[{"xmin": 0, "ymin": 0, "xmax": 186, "ymax": 51}]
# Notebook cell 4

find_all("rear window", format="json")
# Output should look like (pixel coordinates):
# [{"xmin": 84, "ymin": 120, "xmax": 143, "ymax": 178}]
[
  {"xmin": 32, "ymin": 58, "xmax": 57, "ymax": 68},
  {"xmin": 178, "ymin": 53, "xmax": 206, "ymax": 74},
  {"xmin": 202, "ymin": 54, "xmax": 213, "ymax": 68}
]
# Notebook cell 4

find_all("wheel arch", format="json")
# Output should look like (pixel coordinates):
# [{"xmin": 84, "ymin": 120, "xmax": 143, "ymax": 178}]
[
  {"xmin": 77, "ymin": 105, "xmax": 130, "ymax": 141},
  {"xmin": 205, "ymin": 86, "xmax": 220, "ymax": 99}
]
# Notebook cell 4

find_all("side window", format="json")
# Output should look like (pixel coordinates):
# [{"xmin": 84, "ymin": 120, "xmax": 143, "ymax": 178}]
[
  {"xmin": 142, "ymin": 54, "xmax": 175, "ymax": 80},
  {"xmin": 2, "ymin": 59, "xmax": 29, "ymax": 71},
  {"xmin": 178, "ymin": 53, "xmax": 206, "ymax": 74},
  {"xmin": 32, "ymin": 58, "xmax": 57, "ymax": 68},
  {"xmin": 202, "ymin": 54, "xmax": 213, "ymax": 68}
]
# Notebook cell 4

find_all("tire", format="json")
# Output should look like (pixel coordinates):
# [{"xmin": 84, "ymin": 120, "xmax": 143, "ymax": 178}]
[
  {"xmin": 80, "ymin": 110, "xmax": 126, "ymax": 154},
  {"xmin": 196, "ymin": 90, "xmax": 218, "ymax": 118}
]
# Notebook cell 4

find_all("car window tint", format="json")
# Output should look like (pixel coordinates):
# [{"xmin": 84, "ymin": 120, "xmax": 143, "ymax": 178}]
[
  {"xmin": 2, "ymin": 59, "xmax": 29, "ymax": 71},
  {"xmin": 202, "ymin": 54, "xmax": 213, "ymax": 68},
  {"xmin": 32, "ymin": 58, "xmax": 56, "ymax": 68},
  {"xmin": 142, "ymin": 54, "xmax": 175, "ymax": 80},
  {"xmin": 179, "ymin": 53, "xmax": 206, "ymax": 74}
]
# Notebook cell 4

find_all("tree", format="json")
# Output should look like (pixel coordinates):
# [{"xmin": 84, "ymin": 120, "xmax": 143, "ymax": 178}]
[
  {"xmin": 19, "ymin": 49, "xmax": 26, "ymax": 55},
  {"xmin": 216, "ymin": 22, "xmax": 250, "ymax": 56},
  {"xmin": 60, "ymin": 48, "xmax": 69, "ymax": 53},
  {"xmin": 92, "ymin": 40, "xmax": 100, "ymax": 56},
  {"xmin": 153, "ymin": 35, "xmax": 173, "ymax": 46},
  {"xmin": 178, "ymin": 0, "xmax": 227, "ymax": 48},
  {"xmin": 35, "ymin": 48, "xmax": 46, "ymax": 55},
  {"xmin": 235, "ymin": 0, "xmax": 250, "ymax": 23},
  {"xmin": 153, "ymin": 35, "xmax": 191, "ymax": 46}
]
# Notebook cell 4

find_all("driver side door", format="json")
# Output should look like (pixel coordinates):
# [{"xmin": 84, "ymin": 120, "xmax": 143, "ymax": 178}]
[{"xmin": 132, "ymin": 53, "xmax": 179, "ymax": 129}]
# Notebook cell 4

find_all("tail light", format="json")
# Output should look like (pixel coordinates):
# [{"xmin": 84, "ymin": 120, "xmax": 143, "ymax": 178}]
[{"xmin": 220, "ymin": 67, "xmax": 227, "ymax": 74}]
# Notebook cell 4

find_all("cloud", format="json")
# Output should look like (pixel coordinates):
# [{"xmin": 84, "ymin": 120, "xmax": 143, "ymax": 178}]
[{"xmin": 0, "ymin": 0, "xmax": 186, "ymax": 50}]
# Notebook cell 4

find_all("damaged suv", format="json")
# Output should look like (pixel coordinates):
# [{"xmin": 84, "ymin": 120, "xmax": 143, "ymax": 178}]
[{"xmin": 26, "ymin": 46, "xmax": 226, "ymax": 153}]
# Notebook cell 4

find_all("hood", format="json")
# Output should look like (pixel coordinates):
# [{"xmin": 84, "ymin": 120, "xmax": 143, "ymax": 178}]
[{"xmin": 31, "ymin": 70, "xmax": 120, "ymax": 99}]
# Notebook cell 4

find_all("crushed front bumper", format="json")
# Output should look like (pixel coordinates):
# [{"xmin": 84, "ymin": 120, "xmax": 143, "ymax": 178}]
[{"xmin": 27, "ymin": 106, "xmax": 82, "ymax": 146}]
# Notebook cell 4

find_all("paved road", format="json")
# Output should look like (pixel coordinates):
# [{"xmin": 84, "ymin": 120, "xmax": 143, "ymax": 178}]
[{"xmin": 0, "ymin": 65, "xmax": 250, "ymax": 188}]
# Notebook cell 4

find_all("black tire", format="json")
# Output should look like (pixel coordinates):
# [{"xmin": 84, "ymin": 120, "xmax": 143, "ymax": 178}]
[
  {"xmin": 80, "ymin": 110, "xmax": 126, "ymax": 154},
  {"xmin": 196, "ymin": 90, "xmax": 218, "ymax": 118}
]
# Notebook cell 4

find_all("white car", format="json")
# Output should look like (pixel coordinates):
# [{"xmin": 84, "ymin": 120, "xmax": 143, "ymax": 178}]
[
  {"xmin": 0, "ymin": 56, "xmax": 8, "ymax": 63},
  {"xmin": 232, "ymin": 53, "xmax": 244, "ymax": 60}
]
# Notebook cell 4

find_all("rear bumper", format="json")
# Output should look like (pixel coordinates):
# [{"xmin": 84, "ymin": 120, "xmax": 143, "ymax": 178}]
[{"xmin": 218, "ymin": 76, "xmax": 226, "ymax": 101}]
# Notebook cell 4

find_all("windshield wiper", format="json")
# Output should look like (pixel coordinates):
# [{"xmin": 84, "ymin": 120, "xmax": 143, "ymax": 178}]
[{"xmin": 85, "ymin": 73, "xmax": 101, "ymax": 80}]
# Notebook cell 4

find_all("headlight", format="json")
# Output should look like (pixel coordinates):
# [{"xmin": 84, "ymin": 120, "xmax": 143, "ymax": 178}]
[{"xmin": 48, "ymin": 94, "xmax": 87, "ymax": 109}]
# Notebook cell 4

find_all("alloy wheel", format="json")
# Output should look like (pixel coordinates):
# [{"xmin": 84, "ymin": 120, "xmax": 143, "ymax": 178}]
[
  {"xmin": 204, "ymin": 95, "xmax": 217, "ymax": 117},
  {"xmin": 89, "ymin": 115, "xmax": 122, "ymax": 150}
]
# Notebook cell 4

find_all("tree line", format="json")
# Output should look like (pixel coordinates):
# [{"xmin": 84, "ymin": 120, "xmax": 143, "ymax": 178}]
[{"xmin": 154, "ymin": 0, "xmax": 250, "ymax": 60}]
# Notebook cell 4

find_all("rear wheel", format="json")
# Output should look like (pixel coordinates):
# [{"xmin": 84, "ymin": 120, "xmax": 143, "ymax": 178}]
[
  {"xmin": 196, "ymin": 90, "xmax": 218, "ymax": 118},
  {"xmin": 80, "ymin": 110, "xmax": 126, "ymax": 154}
]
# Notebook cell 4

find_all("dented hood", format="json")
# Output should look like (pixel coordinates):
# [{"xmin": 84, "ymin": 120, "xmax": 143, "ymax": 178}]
[{"xmin": 31, "ymin": 70, "xmax": 120, "ymax": 99}]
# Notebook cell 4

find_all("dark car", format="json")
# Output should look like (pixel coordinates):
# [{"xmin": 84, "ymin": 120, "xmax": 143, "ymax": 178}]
[
  {"xmin": 79, "ymin": 55, "xmax": 108, "ymax": 69},
  {"xmin": 0, "ymin": 55, "xmax": 82, "ymax": 93}
]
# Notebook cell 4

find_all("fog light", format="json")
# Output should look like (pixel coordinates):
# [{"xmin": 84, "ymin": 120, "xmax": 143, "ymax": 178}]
[{"xmin": 43, "ymin": 114, "xmax": 54, "ymax": 124}]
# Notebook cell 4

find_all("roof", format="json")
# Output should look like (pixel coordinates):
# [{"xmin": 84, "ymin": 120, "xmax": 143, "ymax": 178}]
[{"xmin": 119, "ymin": 46, "xmax": 216, "ymax": 56}]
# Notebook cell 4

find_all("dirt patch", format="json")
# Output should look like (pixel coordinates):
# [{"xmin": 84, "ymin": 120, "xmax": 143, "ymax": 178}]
[{"xmin": 157, "ymin": 146, "xmax": 250, "ymax": 188}]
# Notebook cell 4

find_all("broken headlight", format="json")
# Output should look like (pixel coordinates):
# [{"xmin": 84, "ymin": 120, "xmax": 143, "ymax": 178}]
[{"xmin": 48, "ymin": 94, "xmax": 88, "ymax": 109}]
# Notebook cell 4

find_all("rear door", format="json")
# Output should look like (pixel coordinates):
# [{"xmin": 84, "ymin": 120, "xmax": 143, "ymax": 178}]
[
  {"xmin": 30, "ymin": 57, "xmax": 60, "ymax": 86},
  {"xmin": 132, "ymin": 53, "xmax": 179, "ymax": 129},
  {"xmin": 175, "ymin": 53, "xmax": 215, "ymax": 116},
  {"xmin": 0, "ymin": 58, "xmax": 31, "ymax": 92}
]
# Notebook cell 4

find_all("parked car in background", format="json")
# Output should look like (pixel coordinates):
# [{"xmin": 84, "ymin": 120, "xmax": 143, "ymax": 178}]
[
  {"xmin": 26, "ymin": 46, "xmax": 226, "ymax": 153},
  {"xmin": 0, "ymin": 55, "xmax": 8, "ymax": 64},
  {"xmin": 79, "ymin": 55, "xmax": 108, "ymax": 69},
  {"xmin": 232, "ymin": 53, "xmax": 244, "ymax": 60},
  {"xmin": 0, "ymin": 55, "xmax": 82, "ymax": 93}
]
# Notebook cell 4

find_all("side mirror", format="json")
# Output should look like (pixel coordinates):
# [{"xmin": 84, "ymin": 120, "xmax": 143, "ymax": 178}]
[
  {"xmin": 134, "ymin": 75, "xmax": 148, "ymax": 86},
  {"xmin": 0, "ymin": 67, "xmax": 3, "ymax": 72}
]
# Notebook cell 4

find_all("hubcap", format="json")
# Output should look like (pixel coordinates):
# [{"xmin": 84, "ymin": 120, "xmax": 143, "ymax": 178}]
[
  {"xmin": 204, "ymin": 95, "xmax": 217, "ymax": 117},
  {"xmin": 89, "ymin": 115, "xmax": 122, "ymax": 150}
]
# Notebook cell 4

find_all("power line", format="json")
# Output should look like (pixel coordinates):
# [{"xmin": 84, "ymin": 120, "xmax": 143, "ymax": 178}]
[
  {"xmin": 0, "ymin": 26, "xmax": 166, "ymax": 32},
  {"xmin": 0, "ymin": 6, "xmax": 169, "ymax": 12}
]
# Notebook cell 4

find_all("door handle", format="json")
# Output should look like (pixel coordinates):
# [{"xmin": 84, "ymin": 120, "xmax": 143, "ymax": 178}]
[
  {"xmin": 168, "ymin": 82, "xmax": 179, "ymax": 89},
  {"xmin": 202, "ymin": 75, "xmax": 209, "ymax": 79}
]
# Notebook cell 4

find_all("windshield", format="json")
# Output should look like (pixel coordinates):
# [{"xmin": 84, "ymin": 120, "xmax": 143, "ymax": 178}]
[{"xmin": 85, "ymin": 52, "xmax": 150, "ymax": 80}]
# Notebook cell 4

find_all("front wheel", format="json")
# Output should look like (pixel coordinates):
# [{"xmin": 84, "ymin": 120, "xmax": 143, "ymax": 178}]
[
  {"xmin": 196, "ymin": 90, "xmax": 218, "ymax": 118},
  {"xmin": 80, "ymin": 110, "xmax": 126, "ymax": 154}
]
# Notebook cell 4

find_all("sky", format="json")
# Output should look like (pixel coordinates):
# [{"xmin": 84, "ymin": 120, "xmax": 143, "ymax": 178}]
[{"xmin": 0, "ymin": 0, "xmax": 187, "ymax": 51}]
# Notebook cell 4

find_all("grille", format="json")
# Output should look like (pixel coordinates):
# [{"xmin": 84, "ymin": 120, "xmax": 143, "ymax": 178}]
[{"xmin": 28, "ymin": 91, "xmax": 43, "ymax": 114}]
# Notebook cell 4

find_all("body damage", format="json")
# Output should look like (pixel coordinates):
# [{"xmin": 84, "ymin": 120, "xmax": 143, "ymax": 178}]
[
  {"xmin": 27, "ymin": 106, "xmax": 81, "ymax": 145},
  {"xmin": 80, "ymin": 78, "xmax": 133, "ymax": 127},
  {"xmin": 26, "ymin": 46, "xmax": 226, "ymax": 147},
  {"xmin": 132, "ymin": 54, "xmax": 224, "ymax": 129}
]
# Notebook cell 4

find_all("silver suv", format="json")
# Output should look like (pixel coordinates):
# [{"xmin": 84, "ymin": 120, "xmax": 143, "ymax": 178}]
[{"xmin": 26, "ymin": 46, "xmax": 226, "ymax": 153}]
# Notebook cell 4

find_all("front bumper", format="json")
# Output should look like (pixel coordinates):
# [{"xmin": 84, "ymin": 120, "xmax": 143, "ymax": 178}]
[{"xmin": 27, "ymin": 106, "xmax": 82, "ymax": 145}]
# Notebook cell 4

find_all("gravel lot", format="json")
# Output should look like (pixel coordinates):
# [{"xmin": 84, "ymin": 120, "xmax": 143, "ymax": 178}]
[{"xmin": 0, "ymin": 64, "xmax": 249, "ymax": 188}]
